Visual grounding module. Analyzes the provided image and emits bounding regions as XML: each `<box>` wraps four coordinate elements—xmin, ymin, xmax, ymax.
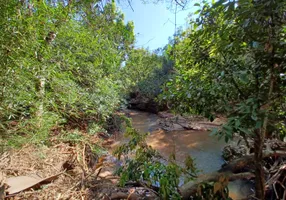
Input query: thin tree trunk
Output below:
<box><xmin>36</xmin><ymin>67</ymin><xmax>46</xmax><ymax>128</ymax></box>
<box><xmin>254</xmin><ymin>129</ymin><xmax>265</xmax><ymax>200</ymax></box>
<box><xmin>254</xmin><ymin>70</ymin><xmax>274</xmax><ymax>199</ymax></box>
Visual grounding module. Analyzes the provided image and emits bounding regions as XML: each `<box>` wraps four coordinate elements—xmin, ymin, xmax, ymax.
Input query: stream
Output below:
<box><xmin>113</xmin><ymin>110</ymin><xmax>253</xmax><ymax>199</ymax></box>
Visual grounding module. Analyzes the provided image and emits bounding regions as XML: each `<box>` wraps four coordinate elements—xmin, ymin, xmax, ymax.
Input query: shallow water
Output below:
<box><xmin>129</xmin><ymin>110</ymin><xmax>225</xmax><ymax>174</ymax></box>
<box><xmin>117</xmin><ymin>110</ymin><xmax>253</xmax><ymax>199</ymax></box>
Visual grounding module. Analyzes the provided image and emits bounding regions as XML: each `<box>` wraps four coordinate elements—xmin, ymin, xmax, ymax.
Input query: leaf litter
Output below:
<box><xmin>0</xmin><ymin>132</ymin><xmax>158</xmax><ymax>200</ymax></box>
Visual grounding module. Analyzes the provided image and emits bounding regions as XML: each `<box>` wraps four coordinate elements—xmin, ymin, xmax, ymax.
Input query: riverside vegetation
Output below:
<box><xmin>0</xmin><ymin>0</ymin><xmax>285</xmax><ymax>199</ymax></box>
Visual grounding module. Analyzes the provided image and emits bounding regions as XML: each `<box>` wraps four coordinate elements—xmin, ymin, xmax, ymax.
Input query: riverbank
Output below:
<box><xmin>1</xmin><ymin>109</ymin><xmax>285</xmax><ymax>199</ymax></box>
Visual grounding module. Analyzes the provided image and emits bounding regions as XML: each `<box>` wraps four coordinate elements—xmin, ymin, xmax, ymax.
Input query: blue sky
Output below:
<box><xmin>119</xmin><ymin>1</ymin><xmax>196</xmax><ymax>51</ymax></box>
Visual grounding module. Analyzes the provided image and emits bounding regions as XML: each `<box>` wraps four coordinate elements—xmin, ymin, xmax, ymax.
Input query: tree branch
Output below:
<box><xmin>180</xmin><ymin>172</ymin><xmax>255</xmax><ymax>200</ymax></box>
<box><xmin>128</xmin><ymin>0</ymin><xmax>134</xmax><ymax>12</ymax></box>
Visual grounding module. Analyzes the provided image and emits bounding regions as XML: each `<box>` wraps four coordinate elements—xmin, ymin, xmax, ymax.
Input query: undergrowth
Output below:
<box><xmin>113</xmin><ymin>127</ymin><xmax>198</xmax><ymax>199</ymax></box>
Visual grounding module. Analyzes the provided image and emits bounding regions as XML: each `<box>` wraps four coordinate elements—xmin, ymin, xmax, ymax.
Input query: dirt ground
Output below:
<box><xmin>0</xmin><ymin>131</ymin><xmax>157</xmax><ymax>200</ymax></box>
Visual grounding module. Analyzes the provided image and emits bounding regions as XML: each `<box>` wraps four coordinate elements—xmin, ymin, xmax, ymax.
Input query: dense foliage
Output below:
<box><xmin>1</xmin><ymin>0</ymin><xmax>285</xmax><ymax>199</ymax></box>
<box><xmin>0</xmin><ymin>0</ymin><xmax>135</xmax><ymax>146</ymax></box>
<box><xmin>161</xmin><ymin>0</ymin><xmax>286</xmax><ymax>198</ymax></box>
<box><xmin>122</xmin><ymin>47</ymin><xmax>174</xmax><ymax>99</ymax></box>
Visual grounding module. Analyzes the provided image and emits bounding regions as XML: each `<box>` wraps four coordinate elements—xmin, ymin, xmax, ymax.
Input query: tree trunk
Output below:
<box><xmin>254</xmin><ymin>129</ymin><xmax>265</xmax><ymax>200</ymax></box>
<box><xmin>36</xmin><ymin>73</ymin><xmax>46</xmax><ymax>128</ymax></box>
<box><xmin>254</xmin><ymin>65</ymin><xmax>274</xmax><ymax>199</ymax></box>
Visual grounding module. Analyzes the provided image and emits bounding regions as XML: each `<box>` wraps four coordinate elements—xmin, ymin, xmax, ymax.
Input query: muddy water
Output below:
<box><xmin>116</xmin><ymin>110</ymin><xmax>252</xmax><ymax>200</ymax></box>
<box><xmin>128</xmin><ymin>110</ymin><xmax>225</xmax><ymax>173</ymax></box>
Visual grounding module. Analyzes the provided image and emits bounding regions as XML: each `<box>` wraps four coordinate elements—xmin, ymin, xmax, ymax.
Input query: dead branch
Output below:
<box><xmin>179</xmin><ymin>172</ymin><xmax>255</xmax><ymax>200</ymax></box>
<box><xmin>219</xmin><ymin>150</ymin><xmax>286</xmax><ymax>173</ymax></box>
<box><xmin>110</xmin><ymin>191</ymin><xmax>139</xmax><ymax>200</ymax></box>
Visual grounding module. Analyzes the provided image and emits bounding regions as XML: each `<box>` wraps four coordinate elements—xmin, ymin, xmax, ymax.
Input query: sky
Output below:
<box><xmin>118</xmin><ymin>1</ymin><xmax>196</xmax><ymax>51</ymax></box>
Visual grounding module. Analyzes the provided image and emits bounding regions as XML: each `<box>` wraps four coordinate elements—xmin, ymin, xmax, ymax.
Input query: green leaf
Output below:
<box><xmin>238</xmin><ymin>127</ymin><xmax>251</xmax><ymax>135</ymax></box>
<box><xmin>194</xmin><ymin>10</ymin><xmax>201</xmax><ymax>15</ymax></box>
<box><xmin>255</xmin><ymin>121</ymin><xmax>262</xmax><ymax>129</ymax></box>
<box><xmin>235</xmin><ymin>119</ymin><xmax>241</xmax><ymax>128</ymax></box>
<box><xmin>223</xmin><ymin>125</ymin><xmax>232</xmax><ymax>131</ymax></box>
<box><xmin>220</xmin><ymin>71</ymin><xmax>225</xmax><ymax>77</ymax></box>
<box><xmin>210</xmin><ymin>128</ymin><xmax>218</xmax><ymax>136</ymax></box>
<box><xmin>251</xmin><ymin>114</ymin><xmax>258</xmax><ymax>121</ymax></box>
<box><xmin>213</xmin><ymin>0</ymin><xmax>227</xmax><ymax>8</ymax></box>
<box><xmin>239</xmin><ymin>73</ymin><xmax>249</xmax><ymax>84</ymax></box>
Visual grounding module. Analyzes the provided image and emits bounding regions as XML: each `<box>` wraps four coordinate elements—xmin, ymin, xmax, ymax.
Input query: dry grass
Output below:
<box><xmin>0</xmin><ymin>131</ymin><xmax>157</xmax><ymax>200</ymax></box>
<box><xmin>1</xmin><ymin>142</ymin><xmax>87</xmax><ymax>199</ymax></box>
<box><xmin>0</xmin><ymin>129</ymin><xmax>113</xmax><ymax>200</ymax></box>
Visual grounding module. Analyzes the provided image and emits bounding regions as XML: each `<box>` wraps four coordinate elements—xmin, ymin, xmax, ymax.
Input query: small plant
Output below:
<box><xmin>193</xmin><ymin>175</ymin><xmax>232</xmax><ymax>200</ymax></box>
<box><xmin>113</xmin><ymin>127</ymin><xmax>197</xmax><ymax>199</ymax></box>
<box><xmin>88</xmin><ymin>123</ymin><xmax>107</xmax><ymax>135</ymax></box>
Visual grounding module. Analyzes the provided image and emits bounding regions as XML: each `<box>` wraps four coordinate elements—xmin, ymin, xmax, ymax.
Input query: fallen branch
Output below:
<box><xmin>176</xmin><ymin>122</ymin><xmax>194</xmax><ymax>130</ymax></box>
<box><xmin>179</xmin><ymin>172</ymin><xmax>255</xmax><ymax>200</ymax></box>
<box><xmin>0</xmin><ymin>175</ymin><xmax>5</xmax><ymax>200</ymax></box>
<box><xmin>125</xmin><ymin>181</ymin><xmax>159</xmax><ymax>195</ymax></box>
<box><xmin>110</xmin><ymin>191</ymin><xmax>139</xmax><ymax>200</ymax></box>
<box><xmin>219</xmin><ymin>150</ymin><xmax>286</xmax><ymax>173</ymax></box>
<box><xmin>265</xmin><ymin>164</ymin><xmax>286</xmax><ymax>199</ymax></box>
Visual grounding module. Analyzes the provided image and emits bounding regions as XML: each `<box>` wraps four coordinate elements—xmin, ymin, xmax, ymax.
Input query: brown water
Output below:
<box><xmin>115</xmin><ymin>110</ymin><xmax>253</xmax><ymax>200</ymax></box>
<box><xmin>128</xmin><ymin>110</ymin><xmax>225</xmax><ymax>173</ymax></box>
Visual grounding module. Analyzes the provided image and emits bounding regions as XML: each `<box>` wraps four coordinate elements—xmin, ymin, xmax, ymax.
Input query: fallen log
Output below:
<box><xmin>179</xmin><ymin>172</ymin><xmax>255</xmax><ymax>200</ymax></box>
<box><xmin>219</xmin><ymin>155</ymin><xmax>255</xmax><ymax>173</ymax></box>
<box><xmin>180</xmin><ymin>150</ymin><xmax>286</xmax><ymax>199</ymax></box>
<box><xmin>219</xmin><ymin>150</ymin><xmax>286</xmax><ymax>173</ymax></box>
<box><xmin>176</xmin><ymin>122</ymin><xmax>194</xmax><ymax>130</ymax></box>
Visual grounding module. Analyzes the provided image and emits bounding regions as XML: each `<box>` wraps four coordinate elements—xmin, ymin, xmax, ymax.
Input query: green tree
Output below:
<box><xmin>123</xmin><ymin>49</ymin><xmax>162</xmax><ymax>88</ymax></box>
<box><xmin>121</xmin><ymin>47</ymin><xmax>173</xmax><ymax>100</ymax></box>
<box><xmin>161</xmin><ymin>0</ymin><xmax>286</xmax><ymax>199</ymax></box>
<box><xmin>0</xmin><ymin>0</ymin><xmax>135</xmax><ymax>145</ymax></box>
